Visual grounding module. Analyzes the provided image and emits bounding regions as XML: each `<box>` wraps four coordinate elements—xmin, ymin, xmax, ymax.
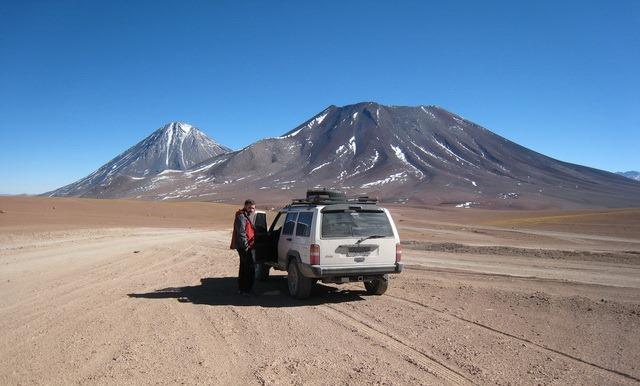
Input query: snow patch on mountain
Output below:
<box><xmin>433</xmin><ymin>138</ymin><xmax>476</xmax><ymax>167</ymax></box>
<box><xmin>281</xmin><ymin>112</ymin><xmax>329</xmax><ymax>138</ymax></box>
<box><xmin>420</xmin><ymin>106</ymin><xmax>437</xmax><ymax>120</ymax></box>
<box><xmin>391</xmin><ymin>144</ymin><xmax>424</xmax><ymax>178</ymax></box>
<box><xmin>348</xmin><ymin>136</ymin><xmax>356</xmax><ymax>154</ymax></box>
<box><xmin>361</xmin><ymin>172</ymin><xmax>408</xmax><ymax>188</ymax></box>
<box><xmin>310</xmin><ymin>162</ymin><xmax>331</xmax><ymax>173</ymax></box>
<box><xmin>185</xmin><ymin>157</ymin><xmax>229</xmax><ymax>175</ymax></box>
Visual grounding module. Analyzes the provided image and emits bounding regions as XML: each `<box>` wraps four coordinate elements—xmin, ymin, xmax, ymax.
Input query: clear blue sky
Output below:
<box><xmin>1</xmin><ymin>0</ymin><xmax>638</xmax><ymax>194</ymax></box>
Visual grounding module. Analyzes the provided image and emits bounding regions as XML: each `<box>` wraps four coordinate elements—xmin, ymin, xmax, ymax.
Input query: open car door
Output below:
<box><xmin>253</xmin><ymin>211</ymin><xmax>271</xmax><ymax>264</ymax></box>
<box><xmin>253</xmin><ymin>211</ymin><xmax>268</xmax><ymax>235</ymax></box>
<box><xmin>254</xmin><ymin>211</ymin><xmax>282</xmax><ymax>264</ymax></box>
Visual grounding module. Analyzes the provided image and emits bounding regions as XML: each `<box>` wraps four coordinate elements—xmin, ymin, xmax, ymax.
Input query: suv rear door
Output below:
<box><xmin>318</xmin><ymin>207</ymin><xmax>398</xmax><ymax>267</ymax></box>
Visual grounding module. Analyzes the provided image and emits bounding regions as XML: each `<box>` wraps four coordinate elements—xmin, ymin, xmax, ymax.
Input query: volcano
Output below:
<box><xmin>47</xmin><ymin>103</ymin><xmax>640</xmax><ymax>209</ymax></box>
<box><xmin>47</xmin><ymin>122</ymin><xmax>230</xmax><ymax>198</ymax></box>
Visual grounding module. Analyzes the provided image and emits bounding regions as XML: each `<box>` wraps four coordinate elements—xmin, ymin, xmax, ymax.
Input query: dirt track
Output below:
<box><xmin>1</xmin><ymin>225</ymin><xmax>639</xmax><ymax>385</ymax></box>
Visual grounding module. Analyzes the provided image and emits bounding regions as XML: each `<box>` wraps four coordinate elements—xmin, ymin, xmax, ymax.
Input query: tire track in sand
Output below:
<box><xmin>317</xmin><ymin>304</ymin><xmax>473</xmax><ymax>385</ymax></box>
<box><xmin>385</xmin><ymin>293</ymin><xmax>640</xmax><ymax>384</ymax></box>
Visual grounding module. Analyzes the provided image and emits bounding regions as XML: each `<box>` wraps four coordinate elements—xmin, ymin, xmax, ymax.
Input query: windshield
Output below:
<box><xmin>321</xmin><ymin>210</ymin><xmax>394</xmax><ymax>238</ymax></box>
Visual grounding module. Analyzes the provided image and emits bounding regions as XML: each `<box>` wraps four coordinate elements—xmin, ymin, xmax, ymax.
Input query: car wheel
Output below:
<box><xmin>287</xmin><ymin>260</ymin><xmax>312</xmax><ymax>299</ymax></box>
<box><xmin>364</xmin><ymin>275</ymin><xmax>388</xmax><ymax>295</ymax></box>
<box><xmin>255</xmin><ymin>263</ymin><xmax>270</xmax><ymax>281</ymax></box>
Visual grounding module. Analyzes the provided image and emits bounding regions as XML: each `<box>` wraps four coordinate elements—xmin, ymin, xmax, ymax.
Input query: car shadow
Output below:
<box><xmin>127</xmin><ymin>275</ymin><xmax>368</xmax><ymax>307</ymax></box>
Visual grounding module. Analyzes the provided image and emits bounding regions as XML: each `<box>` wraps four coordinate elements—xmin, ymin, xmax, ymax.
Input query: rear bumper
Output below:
<box><xmin>303</xmin><ymin>262</ymin><xmax>404</xmax><ymax>278</ymax></box>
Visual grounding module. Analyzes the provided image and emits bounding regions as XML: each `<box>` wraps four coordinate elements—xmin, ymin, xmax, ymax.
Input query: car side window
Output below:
<box><xmin>270</xmin><ymin>212</ymin><xmax>286</xmax><ymax>232</ymax></box>
<box><xmin>295</xmin><ymin>212</ymin><xmax>313</xmax><ymax>237</ymax></box>
<box><xmin>254</xmin><ymin>212</ymin><xmax>268</xmax><ymax>234</ymax></box>
<box><xmin>282</xmin><ymin>212</ymin><xmax>298</xmax><ymax>235</ymax></box>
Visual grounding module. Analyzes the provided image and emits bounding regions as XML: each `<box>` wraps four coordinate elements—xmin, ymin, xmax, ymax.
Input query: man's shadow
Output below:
<box><xmin>128</xmin><ymin>274</ymin><xmax>367</xmax><ymax>307</ymax></box>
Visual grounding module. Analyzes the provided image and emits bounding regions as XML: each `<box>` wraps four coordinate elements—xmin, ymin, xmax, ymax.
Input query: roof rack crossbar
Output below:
<box><xmin>290</xmin><ymin>195</ymin><xmax>378</xmax><ymax>206</ymax></box>
<box><xmin>284</xmin><ymin>189</ymin><xmax>379</xmax><ymax>207</ymax></box>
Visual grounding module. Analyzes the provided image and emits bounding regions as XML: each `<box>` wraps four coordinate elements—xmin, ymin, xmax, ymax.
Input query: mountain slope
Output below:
<box><xmin>178</xmin><ymin>102</ymin><xmax>640</xmax><ymax>208</ymax></box>
<box><xmin>47</xmin><ymin>104</ymin><xmax>640</xmax><ymax>209</ymax></box>
<box><xmin>617</xmin><ymin>171</ymin><xmax>640</xmax><ymax>181</ymax></box>
<box><xmin>47</xmin><ymin>122</ymin><xmax>231</xmax><ymax>197</ymax></box>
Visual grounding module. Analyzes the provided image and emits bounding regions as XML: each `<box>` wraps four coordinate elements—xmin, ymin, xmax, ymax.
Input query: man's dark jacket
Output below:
<box><xmin>230</xmin><ymin>210</ymin><xmax>255</xmax><ymax>250</ymax></box>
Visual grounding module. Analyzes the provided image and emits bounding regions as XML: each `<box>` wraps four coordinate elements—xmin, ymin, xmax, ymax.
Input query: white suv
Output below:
<box><xmin>253</xmin><ymin>189</ymin><xmax>403</xmax><ymax>299</ymax></box>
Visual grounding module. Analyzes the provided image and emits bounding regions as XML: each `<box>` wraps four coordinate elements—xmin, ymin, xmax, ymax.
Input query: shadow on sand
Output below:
<box><xmin>128</xmin><ymin>276</ymin><xmax>368</xmax><ymax>307</ymax></box>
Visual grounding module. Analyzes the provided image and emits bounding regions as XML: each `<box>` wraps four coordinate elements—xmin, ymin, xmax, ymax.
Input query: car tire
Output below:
<box><xmin>255</xmin><ymin>263</ymin><xmax>270</xmax><ymax>281</ymax></box>
<box><xmin>287</xmin><ymin>260</ymin><xmax>312</xmax><ymax>299</ymax></box>
<box><xmin>364</xmin><ymin>275</ymin><xmax>388</xmax><ymax>295</ymax></box>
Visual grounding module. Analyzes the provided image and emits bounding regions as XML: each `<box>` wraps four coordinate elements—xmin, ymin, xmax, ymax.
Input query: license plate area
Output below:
<box><xmin>336</xmin><ymin>244</ymin><xmax>378</xmax><ymax>258</ymax></box>
<box><xmin>346</xmin><ymin>246</ymin><xmax>370</xmax><ymax>257</ymax></box>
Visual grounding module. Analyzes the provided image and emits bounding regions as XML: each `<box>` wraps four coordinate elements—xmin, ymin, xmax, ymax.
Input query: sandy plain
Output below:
<box><xmin>0</xmin><ymin>196</ymin><xmax>639</xmax><ymax>385</ymax></box>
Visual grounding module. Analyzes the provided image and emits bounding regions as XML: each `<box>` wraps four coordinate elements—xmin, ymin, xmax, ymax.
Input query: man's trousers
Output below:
<box><xmin>237</xmin><ymin>249</ymin><xmax>255</xmax><ymax>292</ymax></box>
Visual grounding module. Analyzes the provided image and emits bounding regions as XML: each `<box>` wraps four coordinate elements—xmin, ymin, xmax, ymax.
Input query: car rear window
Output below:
<box><xmin>321</xmin><ymin>210</ymin><xmax>394</xmax><ymax>238</ymax></box>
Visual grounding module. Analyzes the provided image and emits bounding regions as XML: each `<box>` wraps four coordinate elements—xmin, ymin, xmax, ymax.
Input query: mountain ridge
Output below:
<box><xmin>617</xmin><ymin>171</ymin><xmax>640</xmax><ymax>181</ymax></box>
<box><xmin>46</xmin><ymin>103</ymin><xmax>640</xmax><ymax>209</ymax></box>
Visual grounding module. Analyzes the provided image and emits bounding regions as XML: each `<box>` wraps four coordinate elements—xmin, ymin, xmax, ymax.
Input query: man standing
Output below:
<box><xmin>230</xmin><ymin>199</ymin><xmax>256</xmax><ymax>295</ymax></box>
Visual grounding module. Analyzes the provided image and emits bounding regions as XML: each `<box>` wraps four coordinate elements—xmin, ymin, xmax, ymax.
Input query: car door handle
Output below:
<box><xmin>286</xmin><ymin>237</ymin><xmax>292</xmax><ymax>241</ymax></box>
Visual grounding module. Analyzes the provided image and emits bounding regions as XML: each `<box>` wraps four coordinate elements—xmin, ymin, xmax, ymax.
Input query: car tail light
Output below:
<box><xmin>395</xmin><ymin>243</ymin><xmax>402</xmax><ymax>263</ymax></box>
<box><xmin>310</xmin><ymin>244</ymin><xmax>320</xmax><ymax>265</ymax></box>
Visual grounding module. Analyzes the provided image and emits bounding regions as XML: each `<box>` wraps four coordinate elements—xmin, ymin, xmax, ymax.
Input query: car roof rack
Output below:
<box><xmin>288</xmin><ymin>189</ymin><xmax>379</xmax><ymax>206</ymax></box>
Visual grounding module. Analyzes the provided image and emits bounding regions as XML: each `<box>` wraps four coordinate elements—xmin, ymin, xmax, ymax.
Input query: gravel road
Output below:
<box><xmin>1</xmin><ymin>228</ymin><xmax>639</xmax><ymax>385</ymax></box>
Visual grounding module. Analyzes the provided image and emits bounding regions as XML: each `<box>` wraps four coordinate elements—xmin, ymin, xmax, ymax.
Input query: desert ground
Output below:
<box><xmin>0</xmin><ymin>196</ymin><xmax>639</xmax><ymax>385</ymax></box>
